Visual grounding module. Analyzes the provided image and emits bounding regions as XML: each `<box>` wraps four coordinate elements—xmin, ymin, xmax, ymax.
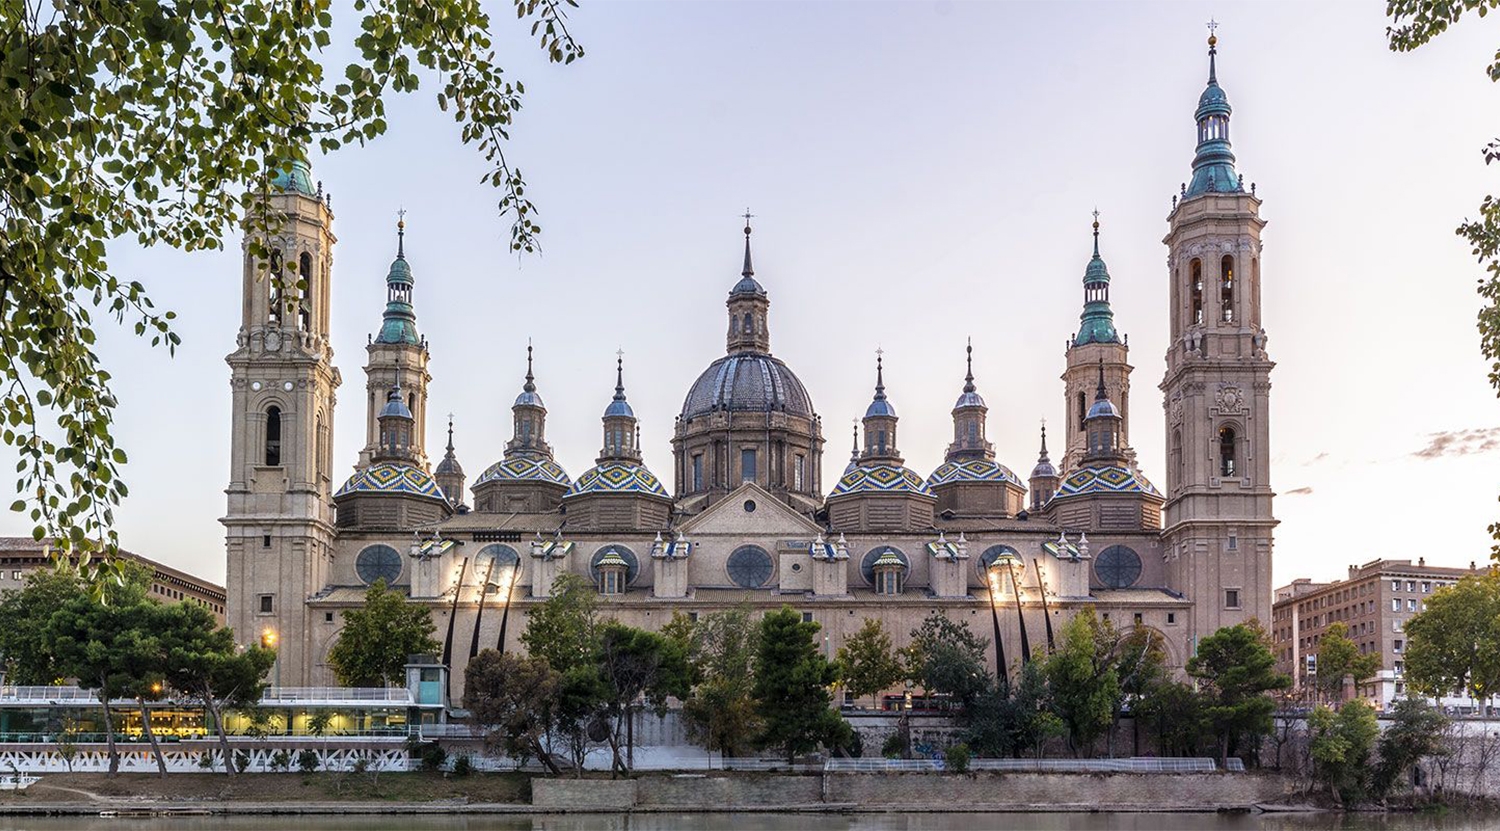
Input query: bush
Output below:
<box><xmin>196</xmin><ymin>751</ymin><xmax>215</xmax><ymax>770</ymax></box>
<box><xmin>452</xmin><ymin>754</ymin><xmax>473</xmax><ymax>776</ymax></box>
<box><xmin>351</xmin><ymin>757</ymin><xmax>369</xmax><ymax>775</ymax></box>
<box><xmin>297</xmin><ymin>749</ymin><xmax>321</xmax><ymax>773</ymax></box>
<box><xmin>234</xmin><ymin>750</ymin><xmax>250</xmax><ymax>773</ymax></box>
<box><xmin>881</xmin><ymin>733</ymin><xmax>905</xmax><ymax>759</ymax></box>
<box><xmin>945</xmin><ymin>743</ymin><xmax>971</xmax><ymax>774</ymax></box>
<box><xmin>269</xmin><ymin>749</ymin><xmax>291</xmax><ymax>772</ymax></box>
<box><xmin>419</xmin><ymin>742</ymin><xmax>447</xmax><ymax>772</ymax></box>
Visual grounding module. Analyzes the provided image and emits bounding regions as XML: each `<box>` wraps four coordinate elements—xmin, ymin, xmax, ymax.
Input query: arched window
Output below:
<box><xmin>877</xmin><ymin>430</ymin><xmax>888</xmax><ymax>455</ymax></box>
<box><xmin>727</xmin><ymin>545</ymin><xmax>774</xmax><ymax>589</ymax></box>
<box><xmin>743</xmin><ymin>312</ymin><xmax>753</xmax><ymax>334</ymax></box>
<box><xmin>729</xmin><ymin>316</ymin><xmax>739</xmax><ymax>336</ymax></box>
<box><xmin>267</xmin><ymin>249</ymin><xmax>283</xmax><ymax>325</ymax></box>
<box><xmin>1220</xmin><ymin>255</ymin><xmax>1235</xmax><ymax>324</ymax></box>
<box><xmin>1219</xmin><ymin>425</ymin><xmax>1237</xmax><ymax>477</ymax></box>
<box><xmin>264</xmin><ymin>406</ymin><xmax>282</xmax><ymax>466</ymax></box>
<box><xmin>1077</xmin><ymin>390</ymin><xmax>1086</xmax><ymax>430</ymax></box>
<box><xmin>1171</xmin><ymin>428</ymin><xmax>1183</xmax><ymax>488</ymax></box>
<box><xmin>1190</xmin><ymin>259</ymin><xmax>1204</xmax><ymax>325</ymax></box>
<box><xmin>298</xmin><ymin>252</ymin><xmax>313</xmax><ymax>331</ymax></box>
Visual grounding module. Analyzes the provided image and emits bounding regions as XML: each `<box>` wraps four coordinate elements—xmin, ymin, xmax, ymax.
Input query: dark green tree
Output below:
<box><xmin>753</xmin><ymin>607</ymin><xmax>848</xmax><ymax>763</ymax></box>
<box><xmin>682</xmin><ymin>607</ymin><xmax>761</xmax><ymax>758</ymax></box>
<box><xmin>1187</xmin><ymin>623</ymin><xmax>1291</xmax><ymax>766</ymax></box>
<box><xmin>1309</xmin><ymin>700</ymin><xmax>1380</xmax><ymax>805</ymax></box>
<box><xmin>1373</xmin><ymin>696</ymin><xmax>1448</xmax><ymax>800</ymax></box>
<box><xmin>521</xmin><ymin>574</ymin><xmax>604</xmax><ymax>776</ymax></box>
<box><xmin>907</xmin><ymin>613</ymin><xmax>991</xmax><ymax>708</ymax></box>
<box><xmin>0</xmin><ymin>569</ymin><xmax>83</xmax><ymax>683</ymax></box>
<box><xmin>597</xmin><ymin>622</ymin><xmax>691</xmax><ymax>775</ymax></box>
<box><xmin>326</xmin><ymin>579</ymin><xmax>439</xmax><ymax>687</ymax></box>
<box><xmin>463</xmin><ymin>649</ymin><xmax>562</xmax><ymax>774</ymax></box>
<box><xmin>1314</xmin><ymin>622</ymin><xmax>1381</xmax><ymax>705</ymax></box>
<box><xmin>0</xmin><ymin>0</ymin><xmax>583</xmax><ymax>557</ymax></box>
<box><xmin>1111</xmin><ymin>626</ymin><xmax>1169</xmax><ymax>757</ymax></box>
<box><xmin>1403</xmin><ymin>572</ymin><xmax>1500</xmax><ymax>702</ymax></box>
<box><xmin>1044</xmin><ymin>609</ymin><xmax>1119</xmax><ymax>757</ymax></box>
<box><xmin>1135</xmin><ymin>680</ymin><xmax>1212</xmax><ymax>758</ymax></box>
<box><xmin>837</xmin><ymin>618</ymin><xmax>904</xmax><ymax>708</ymax></box>
<box><xmin>158</xmin><ymin>601</ymin><xmax>275</xmax><ymax>776</ymax></box>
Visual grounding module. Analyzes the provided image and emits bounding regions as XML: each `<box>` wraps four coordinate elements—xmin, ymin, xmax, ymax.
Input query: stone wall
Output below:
<box><xmin>635</xmin><ymin>774</ymin><xmax>823</xmax><ymax>808</ymax></box>
<box><xmin>532</xmin><ymin>779</ymin><xmax>638</xmax><ymax>810</ymax></box>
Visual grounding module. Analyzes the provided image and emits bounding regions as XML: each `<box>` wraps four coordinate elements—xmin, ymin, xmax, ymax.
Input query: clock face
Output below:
<box><xmin>250</xmin><ymin>381</ymin><xmax>262</xmax><ymax>392</ymax></box>
<box><xmin>283</xmin><ymin>381</ymin><xmax>294</xmax><ymax>392</ymax></box>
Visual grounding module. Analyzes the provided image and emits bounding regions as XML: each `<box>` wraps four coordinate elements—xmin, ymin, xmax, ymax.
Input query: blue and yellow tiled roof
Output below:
<box><xmin>335</xmin><ymin>462</ymin><xmax>447</xmax><ymax>501</ymax></box>
<box><xmin>1049</xmin><ymin>464</ymin><xmax>1159</xmax><ymax>500</ymax></box>
<box><xmin>564</xmin><ymin>461</ymin><xmax>669</xmax><ymax>499</ymax></box>
<box><xmin>829</xmin><ymin>463</ymin><xmax>933</xmax><ymax>498</ymax></box>
<box><xmin>475</xmin><ymin>456</ymin><xmax>571</xmax><ymax>487</ymax></box>
<box><xmin>928</xmin><ymin>458</ymin><xmax>1023</xmax><ymax>488</ymax></box>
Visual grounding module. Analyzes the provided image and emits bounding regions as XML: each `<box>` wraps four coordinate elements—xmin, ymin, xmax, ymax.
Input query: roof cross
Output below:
<box><xmin>1206</xmin><ymin>18</ymin><xmax>1218</xmax><ymax>36</ymax></box>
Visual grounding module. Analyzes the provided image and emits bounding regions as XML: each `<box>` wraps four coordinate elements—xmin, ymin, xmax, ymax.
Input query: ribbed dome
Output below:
<box><xmin>1087</xmin><ymin>397</ymin><xmax>1119</xmax><ymax>420</ymax></box>
<box><xmin>681</xmin><ymin>353</ymin><xmax>815</xmax><ymax>420</ymax></box>
<box><xmin>335</xmin><ymin>462</ymin><xmax>446</xmax><ymax>501</ymax></box>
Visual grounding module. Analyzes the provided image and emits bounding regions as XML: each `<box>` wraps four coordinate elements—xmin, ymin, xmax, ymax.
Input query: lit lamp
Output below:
<box><xmin>995</xmin><ymin>549</ymin><xmax>1032</xmax><ymax>665</ymax></box>
<box><xmin>260</xmin><ymin>628</ymin><xmax>280</xmax><ymax>691</ymax></box>
<box><xmin>984</xmin><ymin>559</ymin><xmax>1010</xmax><ymax>691</ymax></box>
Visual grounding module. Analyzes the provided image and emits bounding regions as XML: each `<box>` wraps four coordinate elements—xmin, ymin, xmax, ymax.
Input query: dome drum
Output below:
<box><xmin>333</xmin><ymin>463</ymin><xmax>452</xmax><ymax>530</ymax></box>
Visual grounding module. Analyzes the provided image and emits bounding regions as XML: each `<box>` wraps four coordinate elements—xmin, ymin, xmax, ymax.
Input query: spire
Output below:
<box><xmin>1039</xmin><ymin>422</ymin><xmax>1051</xmax><ymax>460</ymax></box>
<box><xmin>1028</xmin><ymin>419</ymin><xmax>1059</xmax><ymax>504</ymax></box>
<box><xmin>874</xmin><ymin>349</ymin><xmax>887</xmax><ymax>400</ymax></box>
<box><xmin>742</xmin><ymin>211</ymin><xmax>755</xmax><ymax>279</ymax></box>
<box><xmin>1075</xmin><ymin>210</ymin><xmax>1120</xmax><ymax>346</ymax></box>
<box><xmin>375</xmin><ymin>211</ymin><xmax>420</xmax><ymax>346</ymax></box>
<box><xmin>524</xmin><ymin>341</ymin><xmax>536</xmax><ymax>393</ymax></box>
<box><xmin>729</xmin><ymin>210</ymin><xmax>767</xmax><ymax>298</ymax></box>
<box><xmin>1185</xmin><ymin>23</ymin><xmax>1241</xmax><ymax>197</ymax></box>
<box><xmin>964</xmin><ymin>338</ymin><xmax>976</xmax><ymax>394</ymax></box>
<box><xmin>1095</xmin><ymin>357</ymin><xmax>1108</xmax><ymax>401</ymax></box>
<box><xmin>599</xmin><ymin>350</ymin><xmax>640</xmax><ymax>462</ymax></box>
<box><xmin>603</xmin><ymin>349</ymin><xmax>636</xmax><ymax>420</ymax></box>
<box><xmin>446</xmin><ymin>413</ymin><xmax>455</xmax><ymax>454</ymax></box>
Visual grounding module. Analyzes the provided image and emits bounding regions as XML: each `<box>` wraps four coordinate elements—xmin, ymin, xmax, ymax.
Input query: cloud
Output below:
<box><xmin>1412</xmin><ymin>427</ymin><xmax>1500</xmax><ymax>460</ymax></box>
<box><xmin>1307</xmin><ymin>452</ymin><xmax>1329</xmax><ymax>465</ymax></box>
<box><xmin>1284</xmin><ymin>486</ymin><xmax>1314</xmax><ymax>496</ymax></box>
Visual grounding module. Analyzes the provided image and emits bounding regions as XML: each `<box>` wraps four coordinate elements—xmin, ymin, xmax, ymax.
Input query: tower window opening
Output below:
<box><xmin>1171</xmin><ymin>429</ymin><xmax>1183</xmax><ymax>490</ymax></box>
<box><xmin>878</xmin><ymin>430</ymin><xmax>888</xmax><ymax>455</ymax></box>
<box><xmin>743</xmin><ymin>312</ymin><xmax>753</xmax><ymax>335</ymax></box>
<box><xmin>692</xmin><ymin>454</ymin><xmax>703</xmax><ymax>491</ymax></box>
<box><xmin>297</xmin><ymin>252</ymin><xmax>313</xmax><ymax>331</ymax></box>
<box><xmin>1077</xmin><ymin>391</ymin><xmax>1087</xmax><ymax>430</ymax></box>
<box><xmin>741</xmin><ymin>448</ymin><xmax>757</xmax><ymax>482</ymax></box>
<box><xmin>1219</xmin><ymin>425</ymin><xmax>1237</xmax><ymax>477</ymax></box>
<box><xmin>1190</xmin><ymin>259</ymin><xmax>1204</xmax><ymax>325</ymax></box>
<box><xmin>794</xmin><ymin>453</ymin><xmax>805</xmax><ymax>491</ymax></box>
<box><xmin>729</xmin><ymin>317</ymin><xmax>739</xmax><ymax>336</ymax></box>
<box><xmin>264</xmin><ymin>406</ymin><xmax>282</xmax><ymax>466</ymax></box>
<box><xmin>1220</xmin><ymin>256</ymin><xmax>1235</xmax><ymax>324</ymax></box>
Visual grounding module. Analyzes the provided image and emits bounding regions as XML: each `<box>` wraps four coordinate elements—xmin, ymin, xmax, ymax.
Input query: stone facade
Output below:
<box><xmin>223</xmin><ymin>38</ymin><xmax>1275</xmax><ymax>694</ymax></box>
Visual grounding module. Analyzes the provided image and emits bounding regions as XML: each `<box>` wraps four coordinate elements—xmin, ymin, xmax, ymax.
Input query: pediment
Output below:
<box><xmin>678</xmin><ymin>482</ymin><xmax>824</xmax><ymax>538</ymax></box>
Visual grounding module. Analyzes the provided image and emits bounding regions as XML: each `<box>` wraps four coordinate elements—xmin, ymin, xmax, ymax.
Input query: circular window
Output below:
<box><xmin>791</xmin><ymin>562</ymin><xmax>802</xmax><ymax>573</ymax></box>
<box><xmin>743</xmin><ymin>499</ymin><xmax>757</xmax><ymax>513</ymax></box>
<box><xmin>355</xmin><ymin>544</ymin><xmax>403</xmax><ymax>586</ymax></box>
<box><xmin>1095</xmin><ymin>545</ymin><xmax>1143</xmax><ymax>589</ymax></box>
<box><xmin>859</xmin><ymin>546</ymin><xmax>908</xmax><ymax>585</ymax></box>
<box><xmin>727</xmin><ymin>545</ymin><xmax>774</xmax><ymax>589</ymax></box>
<box><xmin>476</xmin><ymin>544</ymin><xmax>520</xmax><ymax>593</ymax></box>
<box><xmin>976</xmin><ymin>545</ymin><xmax>1022</xmax><ymax>578</ymax></box>
<box><xmin>589</xmin><ymin>545</ymin><xmax>640</xmax><ymax>585</ymax></box>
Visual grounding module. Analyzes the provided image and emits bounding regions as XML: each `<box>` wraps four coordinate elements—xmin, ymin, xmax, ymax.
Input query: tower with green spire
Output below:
<box><xmin>1161</xmin><ymin>27</ymin><xmax>1276</xmax><ymax>647</ymax></box>
<box><xmin>1060</xmin><ymin>212</ymin><xmax>1134</xmax><ymax>473</ymax></box>
<box><xmin>359</xmin><ymin>215</ymin><xmax>432</xmax><ymax>469</ymax></box>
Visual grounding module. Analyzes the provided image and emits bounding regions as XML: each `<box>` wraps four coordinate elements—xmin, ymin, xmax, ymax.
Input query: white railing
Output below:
<box><xmin>259</xmin><ymin>687</ymin><xmax>411</xmax><ymax>704</ymax></box>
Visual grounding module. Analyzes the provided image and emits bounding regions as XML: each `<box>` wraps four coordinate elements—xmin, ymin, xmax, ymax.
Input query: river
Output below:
<box><xmin>0</xmin><ymin>813</ymin><xmax>1491</xmax><ymax>830</ymax></box>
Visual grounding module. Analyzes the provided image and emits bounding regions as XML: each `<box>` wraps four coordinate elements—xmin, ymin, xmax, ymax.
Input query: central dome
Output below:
<box><xmin>680</xmin><ymin>353</ymin><xmax>815</xmax><ymax>421</ymax></box>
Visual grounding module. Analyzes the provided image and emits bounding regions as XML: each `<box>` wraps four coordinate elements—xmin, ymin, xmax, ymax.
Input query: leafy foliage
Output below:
<box><xmin>326</xmin><ymin>579</ymin><xmax>439</xmax><ymax>687</ymax></box>
<box><xmin>1187</xmin><ymin>623</ymin><xmax>1291</xmax><ymax>765</ymax></box>
<box><xmin>680</xmin><ymin>607</ymin><xmax>761</xmax><ymax>758</ymax></box>
<box><xmin>463</xmin><ymin>649</ymin><xmax>561</xmax><ymax>774</ymax></box>
<box><xmin>1313</xmin><ymin>622</ymin><xmax>1381</xmax><ymax>704</ymax></box>
<box><xmin>1373</xmin><ymin>697</ymin><xmax>1448</xmax><ymax>800</ymax></box>
<box><xmin>1044</xmin><ymin>609</ymin><xmax>1119</xmax><ymax>757</ymax></box>
<box><xmin>0</xmin><ymin>0</ymin><xmax>582</xmax><ymax>556</ymax></box>
<box><xmin>906</xmin><ymin>613</ymin><xmax>990</xmax><ymax>707</ymax></box>
<box><xmin>1309</xmin><ymin>701</ymin><xmax>1380</xmax><ymax>805</ymax></box>
<box><xmin>837</xmin><ymin>618</ymin><xmax>904</xmax><ymax>707</ymax></box>
<box><xmin>753</xmin><ymin>607</ymin><xmax>849</xmax><ymax>762</ymax></box>
<box><xmin>597</xmin><ymin>621</ymin><xmax>691</xmax><ymax>774</ymax></box>
<box><xmin>1404</xmin><ymin>571</ymin><xmax>1500</xmax><ymax>700</ymax></box>
<box><xmin>0</xmin><ymin>568</ymin><xmax>82</xmax><ymax>683</ymax></box>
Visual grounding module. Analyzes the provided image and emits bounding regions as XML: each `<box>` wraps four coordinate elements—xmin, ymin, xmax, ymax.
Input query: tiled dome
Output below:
<box><xmin>475</xmin><ymin>457</ymin><xmax>570</xmax><ymax>487</ymax></box>
<box><xmin>829</xmin><ymin>464</ymin><xmax>933</xmax><ymax>498</ymax></box>
<box><xmin>564</xmin><ymin>462</ymin><xmax>669</xmax><ymax>498</ymax></box>
<box><xmin>1049</xmin><ymin>465</ymin><xmax>1159</xmax><ymax>500</ymax></box>
<box><xmin>681</xmin><ymin>353</ymin><xmax>815</xmax><ymax>420</ymax></box>
<box><xmin>335</xmin><ymin>462</ymin><xmax>446</xmax><ymax>501</ymax></box>
<box><xmin>928</xmin><ymin>458</ymin><xmax>1023</xmax><ymax>488</ymax></box>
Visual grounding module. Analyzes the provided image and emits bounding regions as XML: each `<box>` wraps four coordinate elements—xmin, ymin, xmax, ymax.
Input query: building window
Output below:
<box><xmin>258</xmin><ymin>594</ymin><xmax>274</xmax><ymax>614</ymax></box>
<box><xmin>801</xmin><ymin>612</ymin><xmax>813</xmax><ymax>623</ymax></box>
<box><xmin>262</xmin><ymin>534</ymin><xmax>272</xmax><ymax>548</ymax></box>
<box><xmin>877</xmin><ymin>430</ymin><xmax>888</xmax><ymax>455</ymax></box>
<box><xmin>1225</xmin><ymin>588</ymin><xmax>1241</xmax><ymax>609</ymax></box>
<box><xmin>1218</xmin><ymin>425</ymin><xmax>1236</xmax><ymax>477</ymax></box>
<box><xmin>1407</xmin><ymin>580</ymin><xmax>1416</xmax><ymax>592</ymax></box>
<box><xmin>1421</xmin><ymin>581</ymin><xmax>1430</xmax><ymax>593</ymax></box>
<box><xmin>1077</xmin><ymin>391</ymin><xmax>1087</xmax><ymax>430</ymax></box>
<box><xmin>1132</xmin><ymin>612</ymin><xmax>1143</xmax><ymax>627</ymax></box>
<box><xmin>1394</xmin><ymin>639</ymin><xmax>1403</xmax><ymax>653</ymax></box>
<box><xmin>1220</xmin><ymin>255</ymin><xmax>1235</xmax><ymax>324</ymax></box>
<box><xmin>264</xmin><ymin>406</ymin><xmax>283</xmax><ymax>466</ymax></box>
<box><xmin>267</xmin><ymin>249</ymin><xmax>283</xmax><ymax>323</ymax></box>
<box><xmin>324</xmin><ymin>612</ymin><xmax>334</xmax><ymax>623</ymax></box>
<box><xmin>1407</xmin><ymin>599</ymin><xmax>1417</xmax><ymax>612</ymax></box>
<box><xmin>298</xmin><ymin>252</ymin><xmax>313</xmax><ymax>331</ymax></box>
<box><xmin>1227</xmin><ymin>533</ymin><xmax>1238</xmax><ymax>551</ymax></box>
<box><xmin>741</xmin><ymin>448</ymin><xmax>757</xmax><ymax>482</ymax></box>
<box><xmin>1190</xmin><ymin>259</ymin><xmax>1204</xmax><ymax>325</ymax></box>
<box><xmin>692</xmin><ymin>454</ymin><xmax>703</xmax><ymax>491</ymax></box>
<box><xmin>9</xmin><ymin>570</ymin><xmax>19</xmax><ymax>581</ymax></box>
<box><xmin>794</xmin><ymin>454</ymin><xmax>806</xmax><ymax>491</ymax></box>
<box><xmin>876</xmin><ymin>569</ymin><xmax>903</xmax><ymax>597</ymax></box>
<box><xmin>1391</xmin><ymin>579</ymin><xmax>1401</xmax><ymax>592</ymax></box>
<box><xmin>1167</xmin><ymin>612</ymin><xmax>1176</xmax><ymax>625</ymax></box>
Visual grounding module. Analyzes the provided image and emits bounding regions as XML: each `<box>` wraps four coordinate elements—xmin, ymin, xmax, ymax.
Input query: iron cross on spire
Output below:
<box><xmin>1206</xmin><ymin>18</ymin><xmax>1218</xmax><ymax>36</ymax></box>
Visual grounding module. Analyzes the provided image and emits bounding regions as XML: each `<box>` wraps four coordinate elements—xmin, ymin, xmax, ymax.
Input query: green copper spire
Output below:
<box><xmin>1185</xmin><ymin>26</ymin><xmax>1242</xmax><ymax>197</ymax></box>
<box><xmin>1074</xmin><ymin>211</ymin><xmax>1119</xmax><ymax>346</ymax></box>
<box><xmin>375</xmin><ymin>214</ymin><xmax>421</xmax><ymax>346</ymax></box>
<box><xmin>269</xmin><ymin>158</ymin><xmax>316</xmax><ymax>197</ymax></box>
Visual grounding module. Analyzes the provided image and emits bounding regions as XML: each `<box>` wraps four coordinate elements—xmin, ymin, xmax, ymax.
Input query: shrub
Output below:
<box><xmin>297</xmin><ymin>749</ymin><xmax>321</xmax><ymax>773</ymax></box>
<box><xmin>452</xmin><ymin>754</ymin><xmax>473</xmax><ymax>776</ymax></box>
<box><xmin>234</xmin><ymin>750</ymin><xmax>250</xmax><ymax>773</ymax></box>
<box><xmin>945</xmin><ymin>743</ymin><xmax>971</xmax><ymax>774</ymax></box>
<box><xmin>269</xmin><ymin>749</ymin><xmax>291</xmax><ymax>772</ymax></box>
<box><xmin>419</xmin><ymin>742</ymin><xmax>448</xmax><ymax>772</ymax></box>
<box><xmin>351</xmin><ymin>757</ymin><xmax>369</xmax><ymax>775</ymax></box>
<box><xmin>881</xmin><ymin>733</ymin><xmax>905</xmax><ymax>759</ymax></box>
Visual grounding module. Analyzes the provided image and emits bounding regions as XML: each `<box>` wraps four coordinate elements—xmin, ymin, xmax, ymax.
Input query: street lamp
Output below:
<box><xmin>261</xmin><ymin>628</ymin><xmax>280</xmax><ymax>690</ymax></box>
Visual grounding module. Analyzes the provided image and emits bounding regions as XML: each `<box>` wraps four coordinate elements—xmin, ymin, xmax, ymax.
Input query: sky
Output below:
<box><xmin>6</xmin><ymin>1</ymin><xmax>1500</xmax><ymax>588</ymax></box>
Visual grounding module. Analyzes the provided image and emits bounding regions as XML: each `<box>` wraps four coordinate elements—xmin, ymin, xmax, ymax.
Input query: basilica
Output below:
<box><xmin>223</xmin><ymin>34</ymin><xmax>1275</xmax><ymax>692</ymax></box>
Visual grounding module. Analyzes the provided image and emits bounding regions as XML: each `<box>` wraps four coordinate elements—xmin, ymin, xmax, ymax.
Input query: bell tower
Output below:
<box><xmin>1160</xmin><ymin>31</ymin><xmax>1276</xmax><ymax>645</ymax></box>
<box><xmin>358</xmin><ymin>216</ymin><xmax>431</xmax><ymax>468</ymax></box>
<box><xmin>223</xmin><ymin>160</ymin><xmax>340</xmax><ymax>685</ymax></box>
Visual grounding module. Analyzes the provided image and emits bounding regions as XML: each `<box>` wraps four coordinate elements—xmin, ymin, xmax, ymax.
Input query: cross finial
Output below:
<box><xmin>742</xmin><ymin>208</ymin><xmax>755</xmax><ymax>234</ymax></box>
<box><xmin>395</xmin><ymin>207</ymin><xmax>407</xmax><ymax>257</ymax></box>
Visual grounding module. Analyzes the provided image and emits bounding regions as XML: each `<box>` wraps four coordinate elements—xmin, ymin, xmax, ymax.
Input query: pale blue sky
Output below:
<box><xmin>10</xmin><ymin>1</ymin><xmax>1500</xmax><ymax>587</ymax></box>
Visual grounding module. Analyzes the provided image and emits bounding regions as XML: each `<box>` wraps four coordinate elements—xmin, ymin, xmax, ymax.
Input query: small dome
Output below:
<box><xmin>596</xmin><ymin>550</ymin><xmax>631</xmax><ymax>569</ymax></box>
<box><xmin>379</xmin><ymin>391</ymin><xmax>413</xmax><ymax>420</ymax></box>
<box><xmin>335</xmin><ymin>462</ymin><xmax>446</xmax><ymax>501</ymax></box>
<box><xmin>829</xmin><ymin>464</ymin><xmax>933</xmax><ymax>498</ymax></box>
<box><xmin>1196</xmin><ymin>82</ymin><xmax>1231</xmax><ymax>120</ymax></box>
<box><xmin>730</xmin><ymin>275</ymin><xmax>767</xmax><ymax>298</ymax></box>
<box><xmin>435</xmin><ymin>454</ymin><xmax>464</xmax><ymax>477</ymax></box>
<box><xmin>387</xmin><ymin>256</ymin><xmax>411</xmax><ymax>284</ymax></box>
<box><xmin>681</xmin><ymin>353</ymin><xmax>815</xmax><ymax>420</ymax></box>
<box><xmin>270</xmin><ymin>160</ymin><xmax>316</xmax><ymax>197</ymax></box>
<box><xmin>872</xmin><ymin>549</ymin><xmax>908</xmax><ymax>571</ymax></box>
<box><xmin>565</xmin><ymin>461</ymin><xmax>669</xmax><ymax>499</ymax></box>
<box><xmin>929</xmin><ymin>458</ymin><xmax>1022</xmax><ymax>488</ymax></box>
<box><xmin>864</xmin><ymin>397</ymin><xmax>896</xmax><ymax>419</ymax></box>
<box><xmin>475</xmin><ymin>457</ymin><xmax>571</xmax><ymax>487</ymax></box>
<box><xmin>1087</xmin><ymin>397</ymin><xmax>1119</xmax><ymax>420</ymax></box>
<box><xmin>1049</xmin><ymin>464</ymin><xmax>1159</xmax><ymax>501</ymax></box>
<box><xmin>604</xmin><ymin>398</ymin><xmax>635</xmax><ymax>419</ymax></box>
<box><xmin>1030</xmin><ymin>458</ymin><xmax>1058</xmax><ymax>480</ymax></box>
<box><xmin>514</xmin><ymin>390</ymin><xmax>544</xmax><ymax>409</ymax></box>
<box><xmin>954</xmin><ymin>390</ymin><xmax>985</xmax><ymax>410</ymax></box>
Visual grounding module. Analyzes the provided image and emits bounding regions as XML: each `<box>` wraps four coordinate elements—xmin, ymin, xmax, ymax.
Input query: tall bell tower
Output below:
<box><xmin>1160</xmin><ymin>31</ymin><xmax>1276</xmax><ymax>646</ymax></box>
<box><xmin>222</xmin><ymin>160</ymin><xmax>340</xmax><ymax>686</ymax></box>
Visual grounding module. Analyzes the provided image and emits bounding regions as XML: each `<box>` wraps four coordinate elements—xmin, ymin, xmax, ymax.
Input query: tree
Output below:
<box><xmin>159</xmin><ymin>601</ymin><xmax>275</xmax><ymax>777</ymax></box>
<box><xmin>963</xmin><ymin>660</ymin><xmax>1060</xmax><ymax>759</ymax></box>
<box><xmin>464</xmin><ymin>649</ymin><xmax>562</xmax><ymax>774</ymax></box>
<box><xmin>1373</xmin><ymin>696</ymin><xmax>1448</xmax><ymax>801</ymax></box>
<box><xmin>1135</xmin><ymin>680</ymin><xmax>1212</xmax><ymax>759</ymax></box>
<box><xmin>1313</xmin><ymin>622</ymin><xmax>1381</xmax><ymax>705</ymax></box>
<box><xmin>837</xmin><ymin>619</ymin><xmax>904</xmax><ymax>708</ymax></box>
<box><xmin>1404</xmin><ymin>572</ymin><xmax>1500</xmax><ymax>702</ymax></box>
<box><xmin>0</xmin><ymin>0</ymin><xmax>583</xmax><ymax>557</ymax></box>
<box><xmin>1187</xmin><ymin>623</ymin><xmax>1291</xmax><ymax>766</ymax></box>
<box><xmin>0</xmin><ymin>569</ymin><xmax>83</xmax><ymax>683</ymax></box>
<box><xmin>327</xmin><ymin>579</ymin><xmax>440</xmax><ymax>687</ymax></box>
<box><xmin>681</xmin><ymin>607</ymin><xmax>761</xmax><ymax>758</ymax></box>
<box><xmin>1308</xmin><ymin>701</ymin><xmax>1379</xmax><ymax>805</ymax></box>
<box><xmin>1111</xmin><ymin>627</ymin><xmax>1169</xmax><ymax>757</ymax></box>
<box><xmin>521</xmin><ymin>574</ymin><xmax>603</xmax><ymax>776</ymax></box>
<box><xmin>1044</xmin><ymin>609</ymin><xmax>1119</xmax><ymax>757</ymax></box>
<box><xmin>907</xmin><ymin>613</ymin><xmax>991</xmax><ymax>708</ymax></box>
<box><xmin>596</xmin><ymin>622</ymin><xmax>691</xmax><ymax>775</ymax></box>
<box><xmin>753</xmin><ymin>607</ymin><xmax>848</xmax><ymax>763</ymax></box>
